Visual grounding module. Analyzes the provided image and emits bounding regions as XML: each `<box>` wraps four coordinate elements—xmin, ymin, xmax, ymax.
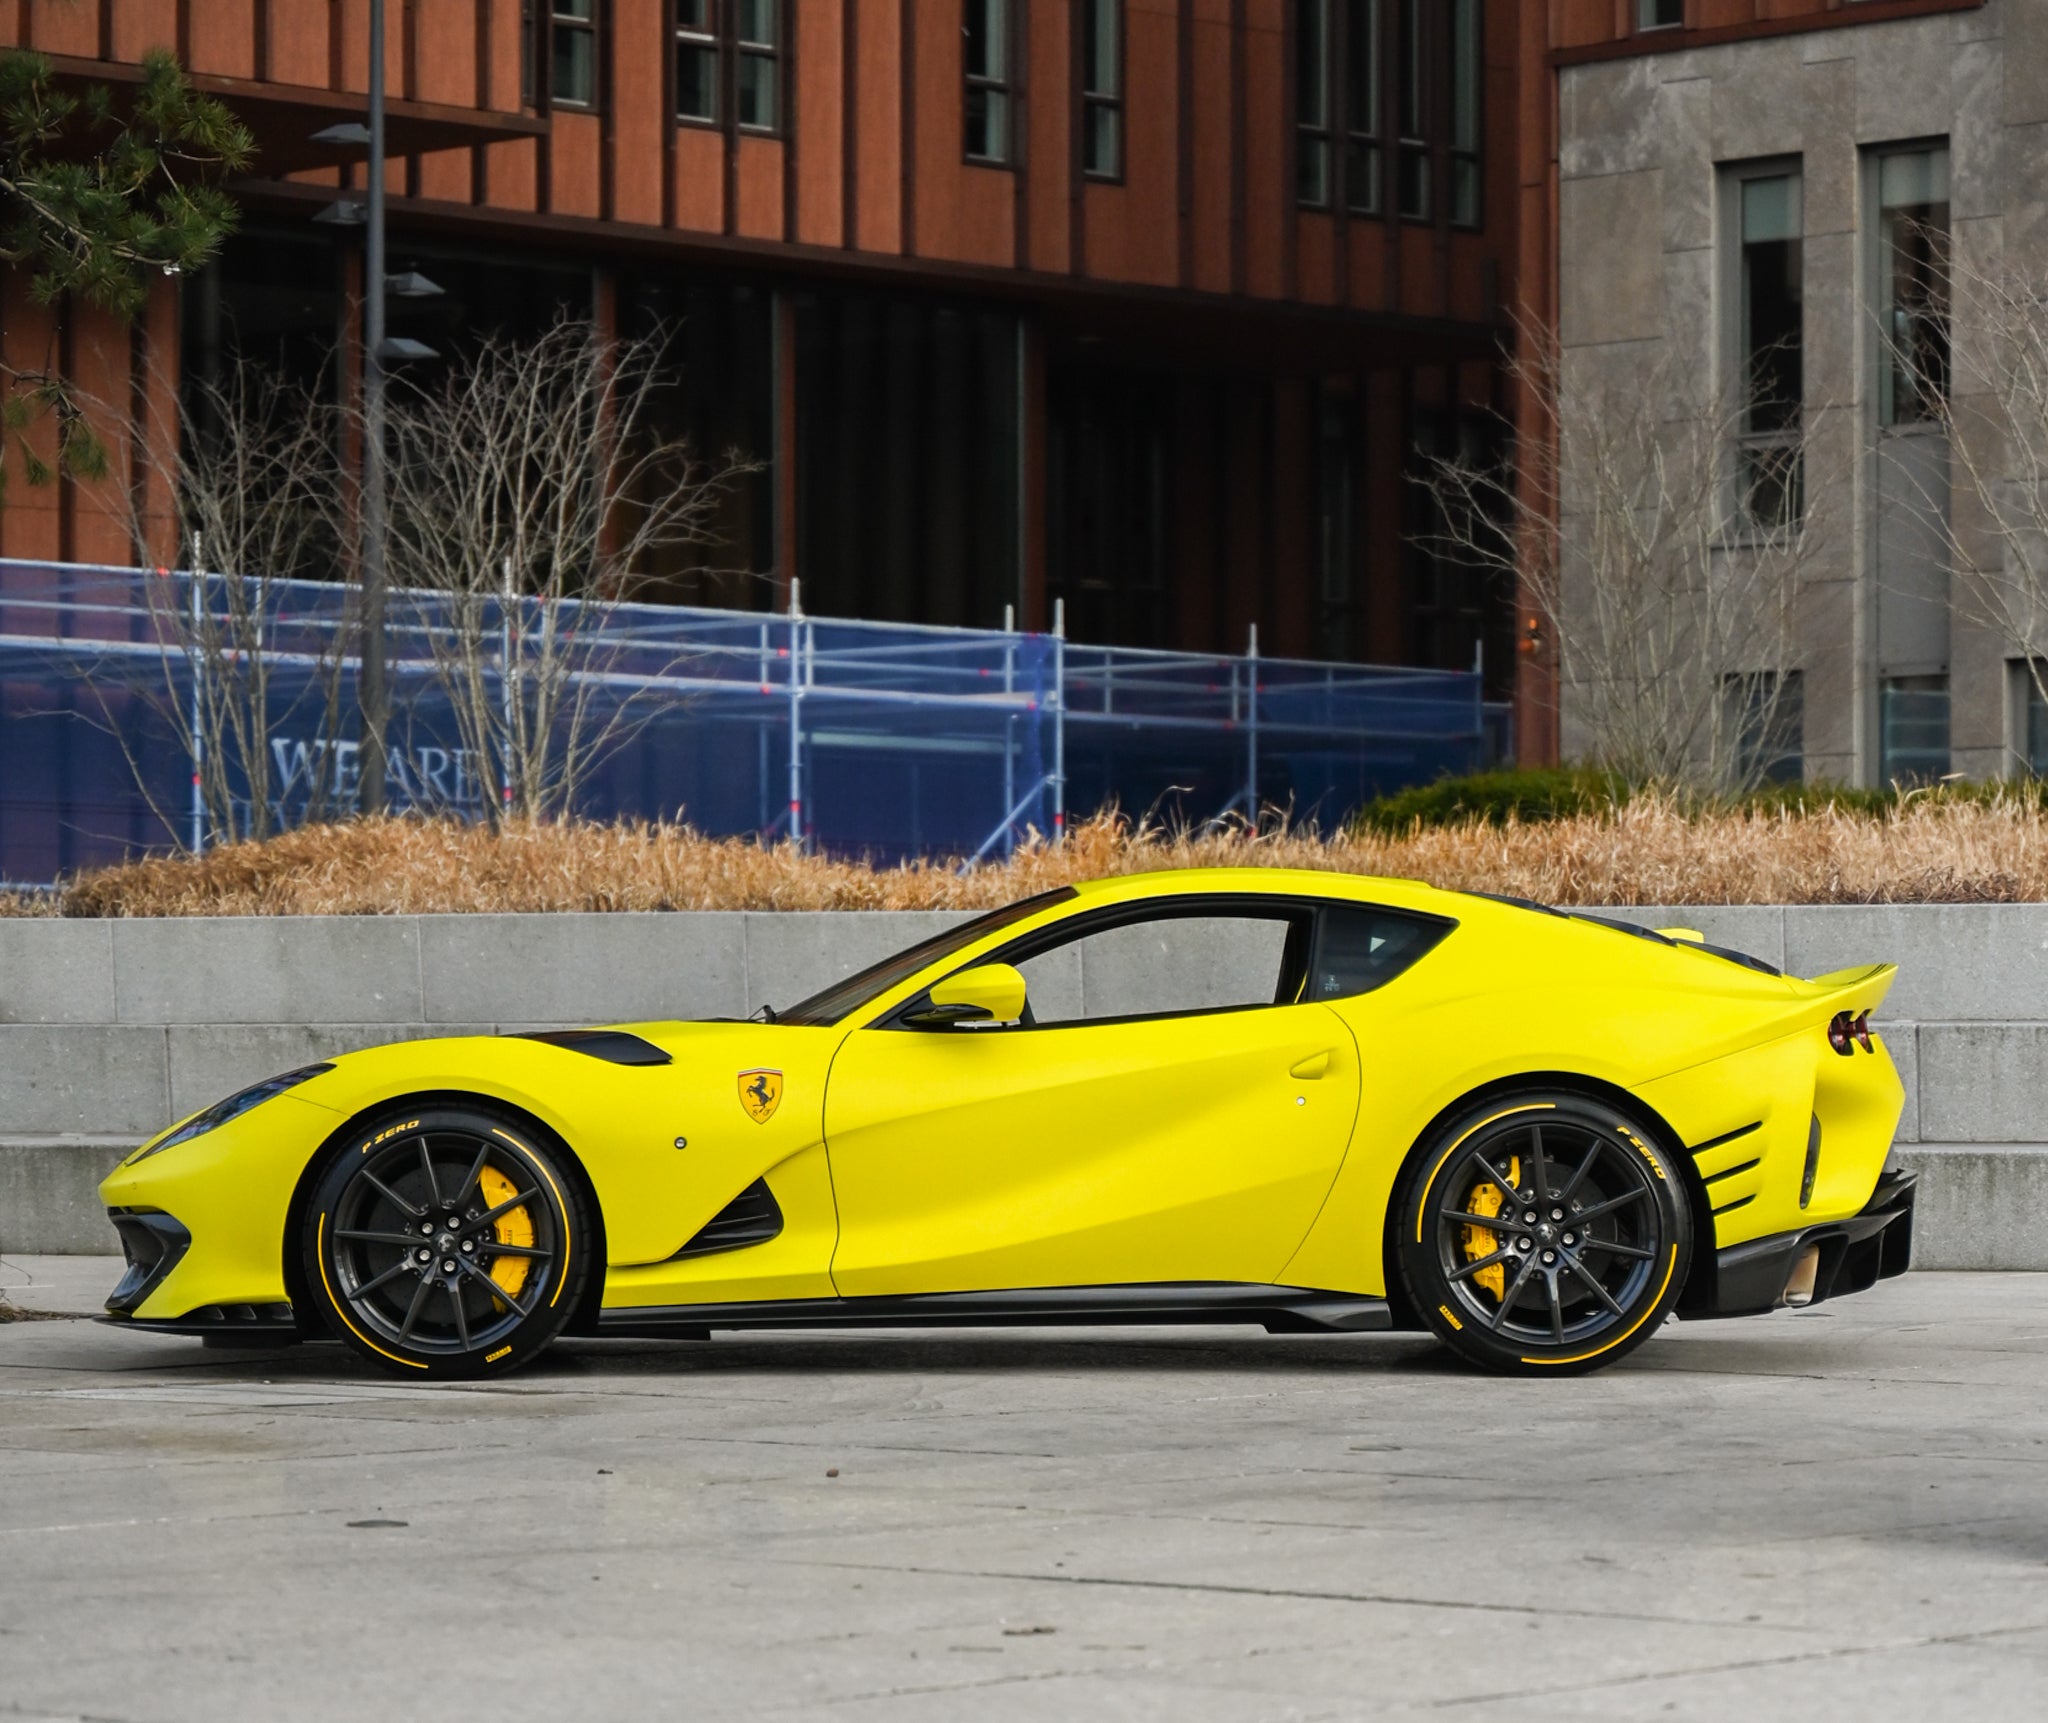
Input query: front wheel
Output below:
<box><xmin>1396</xmin><ymin>1092</ymin><xmax>1690</xmax><ymax>1375</ymax></box>
<box><xmin>301</xmin><ymin>1105</ymin><xmax>591</xmax><ymax>1379</ymax></box>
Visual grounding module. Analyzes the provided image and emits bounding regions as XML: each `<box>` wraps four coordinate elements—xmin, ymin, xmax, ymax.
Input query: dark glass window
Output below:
<box><xmin>1306</xmin><ymin>905</ymin><xmax>1453</xmax><ymax>1001</ymax></box>
<box><xmin>1047</xmin><ymin>361</ymin><xmax>1173</xmax><ymax>649</ymax></box>
<box><xmin>1726</xmin><ymin>670</ymin><xmax>1804</xmax><ymax>786</ymax></box>
<box><xmin>2025</xmin><ymin>669</ymin><xmax>2048</xmax><ymax>776</ymax></box>
<box><xmin>675</xmin><ymin>1</ymin><xmax>781</xmax><ymax>133</ymax></box>
<box><xmin>1881</xmin><ymin>674</ymin><xmax>1950</xmax><ymax>784</ymax></box>
<box><xmin>550</xmin><ymin>0</ymin><xmax>598</xmax><ymax>110</ymax></box>
<box><xmin>1639</xmin><ymin>0</ymin><xmax>1685</xmax><ymax>28</ymax></box>
<box><xmin>964</xmin><ymin>0</ymin><xmax>1013</xmax><ymax>165</ymax></box>
<box><xmin>1448</xmin><ymin>0</ymin><xmax>1480</xmax><ymax>227</ymax></box>
<box><xmin>1298</xmin><ymin>1</ymin><xmax>1384</xmax><ymax>215</ymax></box>
<box><xmin>1317</xmin><ymin>390</ymin><xmax>1361</xmax><ymax>660</ymax></box>
<box><xmin>1736</xmin><ymin>171</ymin><xmax>1804</xmax><ymax>528</ymax></box>
<box><xmin>1396</xmin><ymin>0</ymin><xmax>1429</xmax><ymax>219</ymax></box>
<box><xmin>1877</xmin><ymin>148</ymin><xmax>1951</xmax><ymax>428</ymax></box>
<box><xmin>795</xmin><ymin>290</ymin><xmax>1020</xmax><ymax>631</ymax></box>
<box><xmin>1082</xmin><ymin>0</ymin><xmax>1123</xmax><ymax>178</ymax></box>
<box><xmin>1297</xmin><ymin>0</ymin><xmax>1331</xmax><ymax>206</ymax></box>
<box><xmin>619</xmin><ymin>271</ymin><xmax>776</xmax><ymax>608</ymax></box>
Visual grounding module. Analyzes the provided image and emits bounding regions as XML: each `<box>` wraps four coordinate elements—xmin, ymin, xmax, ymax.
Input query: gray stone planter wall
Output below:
<box><xmin>3</xmin><ymin>905</ymin><xmax>2043</xmax><ymax>1266</ymax></box>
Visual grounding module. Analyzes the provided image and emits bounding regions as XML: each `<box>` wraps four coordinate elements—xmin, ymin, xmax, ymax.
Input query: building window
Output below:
<box><xmin>1298</xmin><ymin>2</ymin><xmax>1386</xmax><ymax>216</ymax></box>
<box><xmin>1876</xmin><ymin>147</ymin><xmax>1951</xmax><ymax>428</ymax></box>
<box><xmin>1082</xmin><ymin>0</ymin><xmax>1123</xmax><ymax>179</ymax></box>
<box><xmin>1396</xmin><ymin>0</ymin><xmax>1429</xmax><ymax>219</ymax></box>
<box><xmin>1726</xmin><ymin>670</ymin><xmax>1803</xmax><ymax>786</ymax></box>
<box><xmin>1731</xmin><ymin>168</ymin><xmax>1804</xmax><ymax>528</ymax></box>
<box><xmin>550</xmin><ymin>0</ymin><xmax>598</xmax><ymax>110</ymax></box>
<box><xmin>674</xmin><ymin>3</ymin><xmax>781</xmax><ymax>133</ymax></box>
<box><xmin>1881</xmin><ymin>673</ymin><xmax>1950</xmax><ymax>784</ymax></box>
<box><xmin>1448</xmin><ymin>0</ymin><xmax>1480</xmax><ymax>228</ymax></box>
<box><xmin>2022</xmin><ymin>666</ymin><xmax>2048</xmax><ymax>775</ymax></box>
<box><xmin>1639</xmin><ymin>0</ymin><xmax>1685</xmax><ymax>28</ymax></box>
<box><xmin>964</xmin><ymin>0</ymin><xmax>1013</xmax><ymax>165</ymax></box>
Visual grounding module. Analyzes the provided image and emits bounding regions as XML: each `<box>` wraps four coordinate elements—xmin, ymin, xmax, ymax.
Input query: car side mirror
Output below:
<box><xmin>903</xmin><ymin>962</ymin><xmax>1028</xmax><ymax>1029</ymax></box>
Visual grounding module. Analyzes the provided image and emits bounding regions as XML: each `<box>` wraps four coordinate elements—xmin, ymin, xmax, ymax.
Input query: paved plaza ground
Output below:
<box><xmin>1</xmin><ymin>1259</ymin><xmax>2043</xmax><ymax>1721</ymax></box>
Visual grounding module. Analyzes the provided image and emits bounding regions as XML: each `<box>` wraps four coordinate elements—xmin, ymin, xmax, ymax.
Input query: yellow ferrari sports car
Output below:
<box><xmin>99</xmin><ymin>868</ymin><xmax>1913</xmax><ymax>1378</ymax></box>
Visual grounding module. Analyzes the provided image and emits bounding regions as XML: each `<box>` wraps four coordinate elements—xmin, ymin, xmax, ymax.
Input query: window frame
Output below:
<box><xmin>879</xmin><ymin>894</ymin><xmax>1457</xmax><ymax>1032</ymax></box>
<box><xmin>1721</xmin><ymin>157</ymin><xmax>1807</xmax><ymax>532</ymax></box>
<box><xmin>1080</xmin><ymin>0</ymin><xmax>1125</xmax><ymax>183</ymax></box>
<box><xmin>963</xmin><ymin>0</ymin><xmax>1018</xmax><ymax>169</ymax></box>
<box><xmin>1637</xmin><ymin>0</ymin><xmax>1686</xmax><ymax>31</ymax></box>
<box><xmin>547</xmin><ymin>0</ymin><xmax>601</xmax><ymax>113</ymax></box>
<box><xmin>1868</xmin><ymin>140</ymin><xmax>1952</xmax><ymax>432</ymax></box>
<box><xmin>1298</xmin><ymin>0</ymin><xmax>1414</xmax><ymax>221</ymax></box>
<box><xmin>672</xmin><ymin>0</ymin><xmax>786</xmax><ymax>138</ymax></box>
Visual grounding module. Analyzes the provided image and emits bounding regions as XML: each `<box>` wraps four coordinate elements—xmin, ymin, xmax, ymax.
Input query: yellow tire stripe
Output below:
<box><xmin>1522</xmin><ymin>1242</ymin><xmax>1679</xmax><ymax>1367</ymax></box>
<box><xmin>1414</xmin><ymin>1104</ymin><xmax>1557</xmax><ymax>1244</ymax></box>
<box><xmin>316</xmin><ymin>1213</ymin><xmax>428</xmax><ymax>1371</ymax></box>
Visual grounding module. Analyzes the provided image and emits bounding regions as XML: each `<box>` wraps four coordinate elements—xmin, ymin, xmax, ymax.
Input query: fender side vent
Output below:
<box><xmin>514</xmin><ymin>1030</ymin><xmax>671</xmax><ymax>1067</ymax></box>
<box><xmin>672</xmin><ymin>1179</ymin><xmax>784</xmax><ymax>1259</ymax></box>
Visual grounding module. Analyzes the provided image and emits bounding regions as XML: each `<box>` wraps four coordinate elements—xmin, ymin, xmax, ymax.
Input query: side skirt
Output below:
<box><xmin>596</xmin><ymin>1282</ymin><xmax>1393</xmax><ymax>1338</ymax></box>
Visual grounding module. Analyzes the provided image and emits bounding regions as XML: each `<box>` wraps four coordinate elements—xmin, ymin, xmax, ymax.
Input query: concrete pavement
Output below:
<box><xmin>2</xmin><ymin>1266</ymin><xmax>2045</xmax><ymax>1720</ymax></box>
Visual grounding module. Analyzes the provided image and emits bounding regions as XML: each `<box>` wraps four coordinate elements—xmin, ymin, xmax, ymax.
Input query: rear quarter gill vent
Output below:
<box><xmin>1801</xmin><ymin>1114</ymin><xmax>1822</xmax><ymax>1210</ymax></box>
<box><xmin>670</xmin><ymin>1179</ymin><xmax>785</xmax><ymax>1260</ymax></box>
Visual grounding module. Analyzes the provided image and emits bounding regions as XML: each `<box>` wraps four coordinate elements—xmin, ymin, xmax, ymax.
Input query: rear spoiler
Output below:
<box><xmin>1786</xmin><ymin>963</ymin><xmax>1897</xmax><ymax>1020</ymax></box>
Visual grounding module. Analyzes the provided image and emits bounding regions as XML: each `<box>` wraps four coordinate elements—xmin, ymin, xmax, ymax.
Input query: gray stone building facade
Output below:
<box><xmin>1554</xmin><ymin>0</ymin><xmax>2048</xmax><ymax>785</ymax></box>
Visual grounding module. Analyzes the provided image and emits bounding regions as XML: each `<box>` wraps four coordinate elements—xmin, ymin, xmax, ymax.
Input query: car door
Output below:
<box><xmin>822</xmin><ymin>899</ymin><xmax>1364</xmax><ymax>1297</ymax></box>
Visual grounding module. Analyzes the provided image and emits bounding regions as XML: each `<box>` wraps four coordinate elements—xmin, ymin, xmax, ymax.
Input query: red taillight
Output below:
<box><xmin>1852</xmin><ymin>1010</ymin><xmax>1874</xmax><ymax>1052</ymax></box>
<box><xmin>1827</xmin><ymin>1010</ymin><xmax>1875</xmax><ymax>1055</ymax></box>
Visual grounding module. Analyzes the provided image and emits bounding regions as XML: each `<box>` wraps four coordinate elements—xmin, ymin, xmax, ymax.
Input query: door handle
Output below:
<box><xmin>1290</xmin><ymin>1050</ymin><xmax>1333</xmax><ymax>1081</ymax></box>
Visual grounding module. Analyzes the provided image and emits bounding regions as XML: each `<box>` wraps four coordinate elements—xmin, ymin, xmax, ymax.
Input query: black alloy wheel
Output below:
<box><xmin>302</xmin><ymin>1105</ymin><xmax>591</xmax><ymax>1378</ymax></box>
<box><xmin>1397</xmin><ymin>1092</ymin><xmax>1690</xmax><ymax>1375</ymax></box>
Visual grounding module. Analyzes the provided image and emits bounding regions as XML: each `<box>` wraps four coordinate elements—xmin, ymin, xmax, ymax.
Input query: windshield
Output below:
<box><xmin>774</xmin><ymin>887</ymin><xmax>1079</xmax><ymax>1027</ymax></box>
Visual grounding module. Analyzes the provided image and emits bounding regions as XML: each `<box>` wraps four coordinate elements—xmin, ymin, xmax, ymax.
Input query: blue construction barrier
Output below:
<box><xmin>0</xmin><ymin>559</ymin><xmax>1508</xmax><ymax>883</ymax></box>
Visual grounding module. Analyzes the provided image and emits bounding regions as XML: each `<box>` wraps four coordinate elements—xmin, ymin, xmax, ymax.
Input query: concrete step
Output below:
<box><xmin>6</xmin><ymin>1137</ymin><xmax>2042</xmax><ymax>1270</ymax></box>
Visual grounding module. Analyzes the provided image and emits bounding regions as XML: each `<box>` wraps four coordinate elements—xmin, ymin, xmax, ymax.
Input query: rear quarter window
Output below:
<box><xmin>1307</xmin><ymin>905</ymin><xmax>1454</xmax><ymax>1001</ymax></box>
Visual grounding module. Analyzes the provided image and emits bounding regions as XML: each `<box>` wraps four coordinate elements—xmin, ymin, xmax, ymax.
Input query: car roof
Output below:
<box><xmin>1064</xmin><ymin>867</ymin><xmax>1455</xmax><ymax>915</ymax></box>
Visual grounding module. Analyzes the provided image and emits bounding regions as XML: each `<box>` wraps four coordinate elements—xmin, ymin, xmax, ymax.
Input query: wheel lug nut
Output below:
<box><xmin>420</xmin><ymin>1222</ymin><xmax>433</xmax><ymax>1235</ymax></box>
<box><xmin>1523</xmin><ymin>1212</ymin><xmax>1537</xmax><ymax>1225</ymax></box>
<box><xmin>1562</xmin><ymin>1233</ymin><xmax>1576</xmax><ymax>1246</ymax></box>
<box><xmin>441</xmin><ymin>1258</ymin><xmax>457</xmax><ymax>1274</ymax></box>
<box><xmin>1518</xmin><ymin>1237</ymin><xmax>1533</xmax><ymax>1252</ymax></box>
<box><xmin>460</xmin><ymin>1239</ymin><xmax>475</xmax><ymax>1253</ymax></box>
<box><xmin>1542</xmin><ymin>1250</ymin><xmax>1557</xmax><ymax>1264</ymax></box>
<box><xmin>1551</xmin><ymin>1209</ymin><xmax>1564</xmax><ymax>1222</ymax></box>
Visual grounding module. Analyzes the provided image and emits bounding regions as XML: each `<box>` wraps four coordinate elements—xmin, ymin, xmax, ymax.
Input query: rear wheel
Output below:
<box><xmin>1397</xmin><ymin>1093</ymin><xmax>1690</xmax><ymax>1375</ymax></box>
<box><xmin>301</xmin><ymin>1105</ymin><xmax>591</xmax><ymax>1379</ymax></box>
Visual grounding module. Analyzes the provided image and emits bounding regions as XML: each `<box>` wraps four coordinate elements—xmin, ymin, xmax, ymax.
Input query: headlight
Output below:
<box><xmin>128</xmin><ymin>1064</ymin><xmax>335</xmax><ymax>1164</ymax></box>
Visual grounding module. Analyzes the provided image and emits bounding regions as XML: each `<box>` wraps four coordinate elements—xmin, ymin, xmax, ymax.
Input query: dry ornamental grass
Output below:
<box><xmin>6</xmin><ymin>795</ymin><xmax>2048</xmax><ymax>915</ymax></box>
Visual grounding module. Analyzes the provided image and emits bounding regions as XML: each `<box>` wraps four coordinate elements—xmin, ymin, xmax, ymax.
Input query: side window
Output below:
<box><xmin>1010</xmin><ymin>909</ymin><xmax>1311</xmax><ymax>1027</ymax></box>
<box><xmin>1305</xmin><ymin>905</ymin><xmax>1454</xmax><ymax>1001</ymax></box>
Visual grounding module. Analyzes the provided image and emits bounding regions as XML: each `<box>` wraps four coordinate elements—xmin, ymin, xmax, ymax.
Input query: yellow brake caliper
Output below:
<box><xmin>477</xmin><ymin>1165</ymin><xmax>534</xmax><ymax>1304</ymax></box>
<box><xmin>1463</xmin><ymin>1156</ymin><xmax>1519</xmax><ymax>1301</ymax></box>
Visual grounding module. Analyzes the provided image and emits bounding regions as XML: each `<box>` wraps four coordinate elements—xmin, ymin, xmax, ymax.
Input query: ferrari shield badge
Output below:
<box><xmin>738</xmin><ymin>1069</ymin><xmax>783</xmax><ymax>1124</ymax></box>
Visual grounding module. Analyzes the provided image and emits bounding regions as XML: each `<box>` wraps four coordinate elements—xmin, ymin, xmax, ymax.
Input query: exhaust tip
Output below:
<box><xmin>1782</xmin><ymin>1244</ymin><xmax>1822</xmax><ymax>1309</ymax></box>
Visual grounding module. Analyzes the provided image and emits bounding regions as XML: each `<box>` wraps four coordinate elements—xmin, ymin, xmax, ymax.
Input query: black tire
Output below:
<box><xmin>301</xmin><ymin>1104</ymin><xmax>592</xmax><ymax>1379</ymax></box>
<box><xmin>1396</xmin><ymin>1091</ymin><xmax>1690</xmax><ymax>1376</ymax></box>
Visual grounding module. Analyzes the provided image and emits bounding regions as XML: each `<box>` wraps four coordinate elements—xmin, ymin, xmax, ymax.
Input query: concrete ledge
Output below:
<box><xmin>1895</xmin><ymin>1146</ymin><xmax>2048</xmax><ymax>1270</ymax></box>
<box><xmin>0</xmin><ymin>1139</ymin><xmax>131</xmax><ymax>1256</ymax></box>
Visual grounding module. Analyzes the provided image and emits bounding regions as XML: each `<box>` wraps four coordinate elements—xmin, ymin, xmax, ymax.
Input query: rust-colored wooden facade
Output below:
<box><xmin>1</xmin><ymin>1</ymin><xmax>1529</xmax><ymax>695</ymax></box>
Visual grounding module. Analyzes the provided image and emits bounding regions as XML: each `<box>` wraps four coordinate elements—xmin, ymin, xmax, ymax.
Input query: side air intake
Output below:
<box><xmin>671</xmin><ymin>1179</ymin><xmax>784</xmax><ymax>1259</ymax></box>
